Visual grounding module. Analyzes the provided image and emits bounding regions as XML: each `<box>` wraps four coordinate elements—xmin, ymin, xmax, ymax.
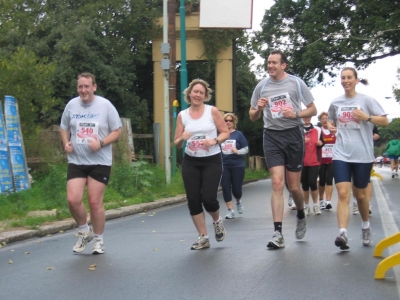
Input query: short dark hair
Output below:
<box><xmin>270</xmin><ymin>49</ymin><xmax>288</xmax><ymax>65</ymax></box>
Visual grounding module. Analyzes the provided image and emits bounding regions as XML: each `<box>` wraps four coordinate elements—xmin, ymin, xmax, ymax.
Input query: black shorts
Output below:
<box><xmin>263</xmin><ymin>127</ymin><xmax>304</xmax><ymax>172</ymax></box>
<box><xmin>67</xmin><ymin>164</ymin><xmax>111</xmax><ymax>185</ymax></box>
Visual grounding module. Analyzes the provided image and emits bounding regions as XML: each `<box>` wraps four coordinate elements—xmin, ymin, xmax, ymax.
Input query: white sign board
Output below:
<box><xmin>199</xmin><ymin>0</ymin><xmax>253</xmax><ymax>29</ymax></box>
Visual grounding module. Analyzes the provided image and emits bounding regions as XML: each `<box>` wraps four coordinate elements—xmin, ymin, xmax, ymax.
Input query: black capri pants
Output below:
<box><xmin>319</xmin><ymin>163</ymin><xmax>334</xmax><ymax>187</ymax></box>
<box><xmin>301</xmin><ymin>165</ymin><xmax>320</xmax><ymax>191</ymax></box>
<box><xmin>181</xmin><ymin>153</ymin><xmax>223</xmax><ymax>215</ymax></box>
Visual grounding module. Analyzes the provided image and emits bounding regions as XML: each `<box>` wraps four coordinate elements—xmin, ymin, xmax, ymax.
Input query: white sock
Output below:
<box><xmin>94</xmin><ymin>234</ymin><xmax>104</xmax><ymax>241</ymax></box>
<box><xmin>326</xmin><ymin>201</ymin><xmax>331</xmax><ymax>205</ymax></box>
<box><xmin>339</xmin><ymin>228</ymin><xmax>347</xmax><ymax>235</ymax></box>
<box><xmin>362</xmin><ymin>221</ymin><xmax>370</xmax><ymax>229</ymax></box>
<box><xmin>78</xmin><ymin>223</ymin><xmax>90</xmax><ymax>233</ymax></box>
<box><xmin>213</xmin><ymin>216</ymin><xmax>222</xmax><ymax>223</ymax></box>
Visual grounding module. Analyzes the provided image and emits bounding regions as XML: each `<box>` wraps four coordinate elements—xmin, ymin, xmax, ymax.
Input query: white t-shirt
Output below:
<box><xmin>328</xmin><ymin>93</ymin><xmax>386</xmax><ymax>163</ymax></box>
<box><xmin>60</xmin><ymin>96</ymin><xmax>122</xmax><ymax>166</ymax></box>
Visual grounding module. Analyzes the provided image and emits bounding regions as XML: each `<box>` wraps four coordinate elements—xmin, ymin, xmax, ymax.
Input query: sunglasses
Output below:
<box><xmin>225</xmin><ymin>119</ymin><xmax>233</xmax><ymax>122</ymax></box>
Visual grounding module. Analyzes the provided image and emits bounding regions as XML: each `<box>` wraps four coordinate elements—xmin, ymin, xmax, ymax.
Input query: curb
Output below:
<box><xmin>0</xmin><ymin>179</ymin><xmax>263</xmax><ymax>246</ymax></box>
<box><xmin>0</xmin><ymin>195</ymin><xmax>187</xmax><ymax>245</ymax></box>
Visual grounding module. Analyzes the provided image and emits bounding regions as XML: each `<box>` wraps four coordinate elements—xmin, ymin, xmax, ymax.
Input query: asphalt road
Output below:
<box><xmin>1</xmin><ymin>167</ymin><xmax>399</xmax><ymax>300</ymax></box>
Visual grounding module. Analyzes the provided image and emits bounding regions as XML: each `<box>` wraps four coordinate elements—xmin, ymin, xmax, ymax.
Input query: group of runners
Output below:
<box><xmin>60</xmin><ymin>48</ymin><xmax>391</xmax><ymax>254</ymax></box>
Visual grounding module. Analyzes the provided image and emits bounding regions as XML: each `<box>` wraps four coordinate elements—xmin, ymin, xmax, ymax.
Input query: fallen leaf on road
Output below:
<box><xmin>344</xmin><ymin>263</ymin><xmax>349</xmax><ymax>266</ymax></box>
<box><xmin>46</xmin><ymin>234</ymin><xmax>52</xmax><ymax>237</ymax></box>
<box><xmin>89</xmin><ymin>267</ymin><xmax>96</xmax><ymax>271</ymax></box>
<box><xmin>25</xmin><ymin>252</ymin><xmax>30</xmax><ymax>255</ymax></box>
<box><xmin>74</xmin><ymin>233</ymin><xmax>79</xmax><ymax>237</ymax></box>
<box><xmin>59</xmin><ymin>230</ymin><xmax>64</xmax><ymax>233</ymax></box>
<box><xmin>152</xmin><ymin>231</ymin><xmax>156</xmax><ymax>233</ymax></box>
<box><xmin>11</xmin><ymin>250</ymin><xmax>15</xmax><ymax>252</ymax></box>
<box><xmin>142</xmin><ymin>221</ymin><xmax>145</xmax><ymax>223</ymax></box>
<box><xmin>153</xmin><ymin>248</ymin><xmax>159</xmax><ymax>251</ymax></box>
<box><xmin>46</xmin><ymin>267</ymin><xmax>55</xmax><ymax>270</ymax></box>
<box><xmin>90</xmin><ymin>264</ymin><xmax>97</xmax><ymax>268</ymax></box>
<box><xmin>9</xmin><ymin>260</ymin><xmax>13</xmax><ymax>264</ymax></box>
<box><xmin>179</xmin><ymin>240</ymin><xmax>185</xmax><ymax>242</ymax></box>
<box><xmin>2</xmin><ymin>242</ymin><xmax>6</xmax><ymax>245</ymax></box>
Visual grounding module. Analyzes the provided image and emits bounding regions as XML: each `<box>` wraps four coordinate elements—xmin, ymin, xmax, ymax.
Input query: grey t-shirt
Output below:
<box><xmin>250</xmin><ymin>75</ymin><xmax>315</xmax><ymax>130</ymax></box>
<box><xmin>60</xmin><ymin>96</ymin><xmax>122</xmax><ymax>166</ymax></box>
<box><xmin>328</xmin><ymin>93</ymin><xmax>386</xmax><ymax>163</ymax></box>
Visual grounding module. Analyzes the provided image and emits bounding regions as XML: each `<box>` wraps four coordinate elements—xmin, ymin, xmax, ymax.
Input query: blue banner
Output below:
<box><xmin>4</xmin><ymin>96</ymin><xmax>30</xmax><ymax>192</ymax></box>
<box><xmin>0</xmin><ymin>101</ymin><xmax>13</xmax><ymax>194</ymax></box>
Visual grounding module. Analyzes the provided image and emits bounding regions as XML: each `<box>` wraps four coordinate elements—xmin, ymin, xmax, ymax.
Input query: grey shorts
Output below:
<box><xmin>263</xmin><ymin>126</ymin><xmax>304</xmax><ymax>172</ymax></box>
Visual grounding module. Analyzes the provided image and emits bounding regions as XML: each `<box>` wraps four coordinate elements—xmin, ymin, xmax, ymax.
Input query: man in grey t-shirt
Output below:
<box><xmin>249</xmin><ymin>50</ymin><xmax>317</xmax><ymax>249</ymax></box>
<box><xmin>60</xmin><ymin>73</ymin><xmax>122</xmax><ymax>255</ymax></box>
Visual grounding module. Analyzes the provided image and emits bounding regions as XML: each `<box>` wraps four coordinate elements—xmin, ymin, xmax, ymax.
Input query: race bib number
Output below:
<box><xmin>268</xmin><ymin>92</ymin><xmax>293</xmax><ymax>119</ymax></box>
<box><xmin>187</xmin><ymin>135</ymin><xmax>209</xmax><ymax>155</ymax></box>
<box><xmin>76</xmin><ymin>122</ymin><xmax>99</xmax><ymax>144</ymax></box>
<box><xmin>221</xmin><ymin>140</ymin><xmax>236</xmax><ymax>155</ymax></box>
<box><xmin>338</xmin><ymin>106</ymin><xmax>360</xmax><ymax>129</ymax></box>
<box><xmin>322</xmin><ymin>144</ymin><xmax>334</xmax><ymax>158</ymax></box>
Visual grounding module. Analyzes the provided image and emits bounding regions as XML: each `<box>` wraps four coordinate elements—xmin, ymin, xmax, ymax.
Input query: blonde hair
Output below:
<box><xmin>223</xmin><ymin>112</ymin><xmax>238</xmax><ymax>129</ymax></box>
<box><xmin>318</xmin><ymin>111</ymin><xmax>328</xmax><ymax>120</ymax></box>
<box><xmin>183</xmin><ymin>79</ymin><xmax>212</xmax><ymax>104</ymax></box>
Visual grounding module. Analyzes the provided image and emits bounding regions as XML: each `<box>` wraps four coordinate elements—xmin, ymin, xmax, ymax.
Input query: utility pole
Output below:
<box><xmin>169</xmin><ymin>0</ymin><xmax>177</xmax><ymax>176</ymax></box>
<box><xmin>161</xmin><ymin>0</ymin><xmax>171</xmax><ymax>184</ymax></box>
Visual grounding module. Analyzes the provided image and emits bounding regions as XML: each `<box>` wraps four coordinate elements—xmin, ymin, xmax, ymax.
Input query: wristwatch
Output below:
<box><xmin>100</xmin><ymin>140</ymin><xmax>105</xmax><ymax>147</ymax></box>
<box><xmin>295</xmin><ymin>111</ymin><xmax>299</xmax><ymax>118</ymax></box>
<box><xmin>366</xmin><ymin>115</ymin><xmax>372</xmax><ymax>122</ymax></box>
<box><xmin>214</xmin><ymin>138</ymin><xmax>219</xmax><ymax>145</ymax></box>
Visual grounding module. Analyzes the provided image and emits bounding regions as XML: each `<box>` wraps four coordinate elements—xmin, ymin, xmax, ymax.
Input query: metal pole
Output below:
<box><xmin>172</xmin><ymin>100</ymin><xmax>179</xmax><ymax>177</ymax></box>
<box><xmin>163</xmin><ymin>0</ymin><xmax>171</xmax><ymax>184</ymax></box>
<box><xmin>180</xmin><ymin>0</ymin><xmax>188</xmax><ymax>156</ymax></box>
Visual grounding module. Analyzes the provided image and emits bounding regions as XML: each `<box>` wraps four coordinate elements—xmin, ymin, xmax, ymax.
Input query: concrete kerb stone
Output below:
<box><xmin>0</xmin><ymin>194</ymin><xmax>187</xmax><ymax>245</ymax></box>
<box><xmin>0</xmin><ymin>179</ymin><xmax>261</xmax><ymax>246</ymax></box>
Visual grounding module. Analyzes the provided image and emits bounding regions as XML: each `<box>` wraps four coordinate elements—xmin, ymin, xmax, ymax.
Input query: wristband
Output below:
<box><xmin>100</xmin><ymin>140</ymin><xmax>105</xmax><ymax>147</ymax></box>
<box><xmin>214</xmin><ymin>138</ymin><xmax>219</xmax><ymax>145</ymax></box>
<box><xmin>366</xmin><ymin>116</ymin><xmax>372</xmax><ymax>122</ymax></box>
<box><xmin>295</xmin><ymin>111</ymin><xmax>299</xmax><ymax>118</ymax></box>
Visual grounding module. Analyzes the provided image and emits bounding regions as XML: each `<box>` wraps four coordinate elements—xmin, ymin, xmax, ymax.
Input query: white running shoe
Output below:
<box><xmin>225</xmin><ymin>210</ymin><xmax>235</xmax><ymax>219</ymax></box>
<box><xmin>73</xmin><ymin>228</ymin><xmax>94</xmax><ymax>253</ymax></box>
<box><xmin>313</xmin><ymin>205</ymin><xmax>321</xmax><ymax>215</ymax></box>
<box><xmin>361</xmin><ymin>227</ymin><xmax>372</xmax><ymax>246</ymax></box>
<box><xmin>352</xmin><ymin>202</ymin><xmax>359</xmax><ymax>215</ymax></box>
<box><xmin>92</xmin><ymin>238</ymin><xmax>105</xmax><ymax>254</ymax></box>
<box><xmin>236</xmin><ymin>202</ymin><xmax>244</xmax><ymax>214</ymax></box>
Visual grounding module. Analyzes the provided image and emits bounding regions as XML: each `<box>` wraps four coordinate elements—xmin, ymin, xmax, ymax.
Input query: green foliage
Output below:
<box><xmin>200</xmin><ymin>29</ymin><xmax>244</xmax><ymax>66</ymax></box>
<box><xmin>254</xmin><ymin>0</ymin><xmax>400</xmax><ymax>86</ymax></box>
<box><xmin>0</xmin><ymin>48</ymin><xmax>60</xmax><ymax>135</ymax></box>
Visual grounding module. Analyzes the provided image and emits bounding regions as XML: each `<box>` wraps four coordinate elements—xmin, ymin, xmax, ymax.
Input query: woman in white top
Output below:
<box><xmin>327</xmin><ymin>67</ymin><xmax>388</xmax><ymax>251</ymax></box>
<box><xmin>174</xmin><ymin>79</ymin><xmax>230</xmax><ymax>250</ymax></box>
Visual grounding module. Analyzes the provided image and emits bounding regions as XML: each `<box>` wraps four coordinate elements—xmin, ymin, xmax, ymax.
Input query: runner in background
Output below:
<box><xmin>302</xmin><ymin>117</ymin><xmax>324</xmax><ymax>216</ymax></box>
<box><xmin>221</xmin><ymin>113</ymin><xmax>249</xmax><ymax>219</ymax></box>
<box><xmin>318</xmin><ymin>112</ymin><xmax>336</xmax><ymax>210</ymax></box>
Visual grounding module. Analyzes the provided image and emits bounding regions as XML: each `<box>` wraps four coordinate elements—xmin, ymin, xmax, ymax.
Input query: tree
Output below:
<box><xmin>394</xmin><ymin>68</ymin><xmax>400</xmax><ymax>103</ymax></box>
<box><xmin>253</xmin><ymin>0</ymin><xmax>400</xmax><ymax>86</ymax></box>
<box><xmin>0</xmin><ymin>48</ymin><xmax>60</xmax><ymax>134</ymax></box>
<box><xmin>0</xmin><ymin>0</ymin><xmax>164</xmax><ymax>133</ymax></box>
